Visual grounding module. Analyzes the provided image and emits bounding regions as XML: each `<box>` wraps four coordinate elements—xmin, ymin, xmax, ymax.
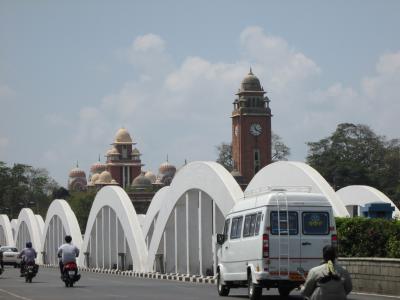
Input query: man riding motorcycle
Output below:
<box><xmin>57</xmin><ymin>235</ymin><xmax>79</xmax><ymax>275</ymax></box>
<box><xmin>18</xmin><ymin>242</ymin><xmax>37</xmax><ymax>276</ymax></box>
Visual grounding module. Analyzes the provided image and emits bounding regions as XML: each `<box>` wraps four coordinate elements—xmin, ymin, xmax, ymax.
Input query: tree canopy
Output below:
<box><xmin>0</xmin><ymin>162</ymin><xmax>59</xmax><ymax>219</ymax></box>
<box><xmin>306</xmin><ymin>123</ymin><xmax>400</xmax><ymax>207</ymax></box>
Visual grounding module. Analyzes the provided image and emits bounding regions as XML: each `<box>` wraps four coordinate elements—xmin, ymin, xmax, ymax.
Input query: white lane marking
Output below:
<box><xmin>352</xmin><ymin>292</ymin><xmax>400</xmax><ymax>299</ymax></box>
<box><xmin>0</xmin><ymin>289</ymin><xmax>33</xmax><ymax>300</ymax></box>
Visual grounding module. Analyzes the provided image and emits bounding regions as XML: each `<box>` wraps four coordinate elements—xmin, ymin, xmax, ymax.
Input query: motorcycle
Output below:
<box><xmin>23</xmin><ymin>262</ymin><xmax>38</xmax><ymax>283</ymax></box>
<box><xmin>62</xmin><ymin>262</ymin><xmax>81</xmax><ymax>287</ymax></box>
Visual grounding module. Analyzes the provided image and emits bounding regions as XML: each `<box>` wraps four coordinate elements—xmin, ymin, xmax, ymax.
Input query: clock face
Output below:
<box><xmin>250</xmin><ymin>123</ymin><xmax>262</xmax><ymax>136</ymax></box>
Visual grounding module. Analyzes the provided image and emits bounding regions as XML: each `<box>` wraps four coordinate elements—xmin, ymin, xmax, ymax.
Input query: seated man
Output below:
<box><xmin>57</xmin><ymin>235</ymin><xmax>80</xmax><ymax>275</ymax></box>
<box><xmin>18</xmin><ymin>242</ymin><xmax>37</xmax><ymax>276</ymax></box>
<box><xmin>301</xmin><ymin>245</ymin><xmax>352</xmax><ymax>300</ymax></box>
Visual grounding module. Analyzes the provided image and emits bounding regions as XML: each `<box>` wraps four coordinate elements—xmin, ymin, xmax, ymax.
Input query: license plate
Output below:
<box><xmin>68</xmin><ymin>271</ymin><xmax>75</xmax><ymax>276</ymax></box>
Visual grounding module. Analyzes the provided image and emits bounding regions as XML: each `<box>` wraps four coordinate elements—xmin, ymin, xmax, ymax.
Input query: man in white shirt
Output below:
<box><xmin>57</xmin><ymin>235</ymin><xmax>79</xmax><ymax>275</ymax></box>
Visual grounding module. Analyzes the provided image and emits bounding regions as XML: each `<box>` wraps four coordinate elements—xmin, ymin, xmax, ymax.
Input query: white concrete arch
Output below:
<box><xmin>41</xmin><ymin>199</ymin><xmax>83</xmax><ymax>266</ymax></box>
<box><xmin>15</xmin><ymin>208</ymin><xmax>42</xmax><ymax>263</ymax></box>
<box><xmin>337</xmin><ymin>185</ymin><xmax>400</xmax><ymax>219</ymax></box>
<box><xmin>246</xmin><ymin>161</ymin><xmax>350</xmax><ymax>217</ymax></box>
<box><xmin>11</xmin><ymin>219</ymin><xmax>18</xmax><ymax>241</ymax></box>
<box><xmin>142</xmin><ymin>186</ymin><xmax>170</xmax><ymax>249</ymax></box>
<box><xmin>35</xmin><ymin>214</ymin><xmax>45</xmax><ymax>236</ymax></box>
<box><xmin>79</xmin><ymin>186</ymin><xmax>148</xmax><ymax>272</ymax></box>
<box><xmin>0</xmin><ymin>214</ymin><xmax>14</xmax><ymax>246</ymax></box>
<box><xmin>146</xmin><ymin>161</ymin><xmax>243</xmax><ymax>275</ymax></box>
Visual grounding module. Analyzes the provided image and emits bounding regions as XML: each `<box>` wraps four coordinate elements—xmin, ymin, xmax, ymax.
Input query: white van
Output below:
<box><xmin>216</xmin><ymin>188</ymin><xmax>337</xmax><ymax>299</ymax></box>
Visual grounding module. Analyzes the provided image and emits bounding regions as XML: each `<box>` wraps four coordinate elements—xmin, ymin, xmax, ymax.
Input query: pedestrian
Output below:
<box><xmin>301</xmin><ymin>245</ymin><xmax>352</xmax><ymax>300</ymax></box>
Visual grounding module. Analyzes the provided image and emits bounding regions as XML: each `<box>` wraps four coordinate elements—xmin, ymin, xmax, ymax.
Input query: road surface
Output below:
<box><xmin>0</xmin><ymin>267</ymin><xmax>398</xmax><ymax>300</ymax></box>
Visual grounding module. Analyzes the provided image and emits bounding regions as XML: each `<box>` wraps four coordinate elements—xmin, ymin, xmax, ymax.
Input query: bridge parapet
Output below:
<box><xmin>339</xmin><ymin>257</ymin><xmax>400</xmax><ymax>296</ymax></box>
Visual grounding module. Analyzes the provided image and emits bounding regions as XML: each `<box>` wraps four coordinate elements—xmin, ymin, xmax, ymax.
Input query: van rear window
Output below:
<box><xmin>270</xmin><ymin>211</ymin><xmax>298</xmax><ymax>235</ymax></box>
<box><xmin>302</xmin><ymin>212</ymin><xmax>329</xmax><ymax>235</ymax></box>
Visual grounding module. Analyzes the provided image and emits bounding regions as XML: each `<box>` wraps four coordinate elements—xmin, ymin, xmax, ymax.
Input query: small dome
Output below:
<box><xmin>98</xmin><ymin>171</ymin><xmax>112</xmax><ymax>184</ymax></box>
<box><xmin>91</xmin><ymin>173</ymin><xmax>100</xmax><ymax>184</ymax></box>
<box><xmin>132</xmin><ymin>172</ymin><xmax>152</xmax><ymax>187</ymax></box>
<box><xmin>240</xmin><ymin>69</ymin><xmax>262</xmax><ymax>91</ymax></box>
<box><xmin>132</xmin><ymin>148</ymin><xmax>141</xmax><ymax>155</ymax></box>
<box><xmin>106</xmin><ymin>146</ymin><xmax>120</xmax><ymax>156</ymax></box>
<box><xmin>144</xmin><ymin>171</ymin><xmax>156</xmax><ymax>183</ymax></box>
<box><xmin>69</xmin><ymin>167</ymin><xmax>86</xmax><ymax>178</ymax></box>
<box><xmin>110</xmin><ymin>179</ymin><xmax>118</xmax><ymax>185</ymax></box>
<box><xmin>159</xmin><ymin>161</ymin><xmax>177</xmax><ymax>174</ymax></box>
<box><xmin>114</xmin><ymin>128</ymin><xmax>133</xmax><ymax>144</ymax></box>
<box><xmin>90</xmin><ymin>161</ymin><xmax>107</xmax><ymax>174</ymax></box>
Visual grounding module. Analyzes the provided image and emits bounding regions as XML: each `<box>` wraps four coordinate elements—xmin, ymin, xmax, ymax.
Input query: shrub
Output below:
<box><xmin>335</xmin><ymin>217</ymin><xmax>400</xmax><ymax>258</ymax></box>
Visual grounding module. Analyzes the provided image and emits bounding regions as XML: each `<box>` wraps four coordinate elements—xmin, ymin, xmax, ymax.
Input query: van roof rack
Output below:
<box><xmin>244</xmin><ymin>186</ymin><xmax>312</xmax><ymax>198</ymax></box>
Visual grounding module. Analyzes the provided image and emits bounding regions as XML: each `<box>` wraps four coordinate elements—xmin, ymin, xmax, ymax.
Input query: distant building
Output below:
<box><xmin>68</xmin><ymin>164</ymin><xmax>87</xmax><ymax>191</ymax></box>
<box><xmin>68</xmin><ymin>127</ymin><xmax>177</xmax><ymax>214</ymax></box>
<box><xmin>231</xmin><ymin>69</ymin><xmax>272</xmax><ymax>187</ymax></box>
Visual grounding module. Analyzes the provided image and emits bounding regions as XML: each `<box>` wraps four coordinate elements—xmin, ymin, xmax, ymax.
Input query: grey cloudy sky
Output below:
<box><xmin>1</xmin><ymin>1</ymin><xmax>399</xmax><ymax>187</ymax></box>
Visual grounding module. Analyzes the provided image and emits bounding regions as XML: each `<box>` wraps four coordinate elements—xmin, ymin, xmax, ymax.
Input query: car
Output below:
<box><xmin>216</xmin><ymin>188</ymin><xmax>337</xmax><ymax>299</ymax></box>
<box><xmin>0</xmin><ymin>246</ymin><xmax>21</xmax><ymax>267</ymax></box>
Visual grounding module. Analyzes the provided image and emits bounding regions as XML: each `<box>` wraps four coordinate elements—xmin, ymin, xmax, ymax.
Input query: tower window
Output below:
<box><xmin>254</xmin><ymin>149</ymin><xmax>261</xmax><ymax>174</ymax></box>
<box><xmin>122</xmin><ymin>145</ymin><xmax>128</xmax><ymax>159</ymax></box>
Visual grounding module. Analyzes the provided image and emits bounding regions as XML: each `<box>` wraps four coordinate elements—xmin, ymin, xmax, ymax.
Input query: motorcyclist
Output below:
<box><xmin>18</xmin><ymin>242</ymin><xmax>37</xmax><ymax>276</ymax></box>
<box><xmin>57</xmin><ymin>235</ymin><xmax>79</xmax><ymax>276</ymax></box>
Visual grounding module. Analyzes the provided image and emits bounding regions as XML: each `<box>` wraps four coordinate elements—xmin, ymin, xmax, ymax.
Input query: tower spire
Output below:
<box><xmin>249</xmin><ymin>66</ymin><xmax>253</xmax><ymax>75</ymax></box>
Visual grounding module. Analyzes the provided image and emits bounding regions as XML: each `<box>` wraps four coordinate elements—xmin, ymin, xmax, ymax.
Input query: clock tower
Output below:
<box><xmin>231</xmin><ymin>69</ymin><xmax>272</xmax><ymax>186</ymax></box>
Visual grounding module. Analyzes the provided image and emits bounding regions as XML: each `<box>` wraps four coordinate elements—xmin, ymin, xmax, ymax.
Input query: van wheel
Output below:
<box><xmin>217</xmin><ymin>272</ymin><xmax>230</xmax><ymax>296</ymax></box>
<box><xmin>247</xmin><ymin>273</ymin><xmax>261</xmax><ymax>300</ymax></box>
<box><xmin>278</xmin><ymin>287</ymin><xmax>291</xmax><ymax>297</ymax></box>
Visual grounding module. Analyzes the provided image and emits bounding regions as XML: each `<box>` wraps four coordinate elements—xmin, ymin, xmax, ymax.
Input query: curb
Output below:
<box><xmin>40</xmin><ymin>264</ymin><xmax>216</xmax><ymax>285</ymax></box>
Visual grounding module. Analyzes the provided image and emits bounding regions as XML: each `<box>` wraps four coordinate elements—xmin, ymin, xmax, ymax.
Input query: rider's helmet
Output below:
<box><xmin>65</xmin><ymin>235</ymin><xmax>72</xmax><ymax>243</ymax></box>
<box><xmin>26</xmin><ymin>242</ymin><xmax>32</xmax><ymax>248</ymax></box>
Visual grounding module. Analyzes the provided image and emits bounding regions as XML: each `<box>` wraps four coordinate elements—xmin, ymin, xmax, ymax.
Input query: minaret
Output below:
<box><xmin>231</xmin><ymin>69</ymin><xmax>272</xmax><ymax>186</ymax></box>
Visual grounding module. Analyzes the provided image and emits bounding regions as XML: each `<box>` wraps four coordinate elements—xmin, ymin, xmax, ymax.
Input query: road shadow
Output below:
<box><xmin>226</xmin><ymin>294</ymin><xmax>303</xmax><ymax>299</ymax></box>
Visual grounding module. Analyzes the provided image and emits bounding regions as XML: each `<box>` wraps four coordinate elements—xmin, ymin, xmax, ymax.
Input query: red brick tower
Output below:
<box><xmin>106</xmin><ymin>128</ymin><xmax>143</xmax><ymax>188</ymax></box>
<box><xmin>231</xmin><ymin>69</ymin><xmax>272</xmax><ymax>185</ymax></box>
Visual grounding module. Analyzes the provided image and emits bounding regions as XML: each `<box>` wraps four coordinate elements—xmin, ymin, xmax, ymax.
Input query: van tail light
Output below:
<box><xmin>263</xmin><ymin>234</ymin><xmax>269</xmax><ymax>258</ymax></box>
<box><xmin>331</xmin><ymin>234</ymin><xmax>338</xmax><ymax>248</ymax></box>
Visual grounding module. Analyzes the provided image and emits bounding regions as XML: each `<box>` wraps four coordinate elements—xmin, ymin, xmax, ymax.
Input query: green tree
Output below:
<box><xmin>0</xmin><ymin>161</ymin><xmax>59</xmax><ymax>219</ymax></box>
<box><xmin>67</xmin><ymin>190</ymin><xmax>97</xmax><ymax>233</ymax></box>
<box><xmin>216</xmin><ymin>142</ymin><xmax>234</xmax><ymax>172</ymax></box>
<box><xmin>306</xmin><ymin>123</ymin><xmax>400</xmax><ymax>207</ymax></box>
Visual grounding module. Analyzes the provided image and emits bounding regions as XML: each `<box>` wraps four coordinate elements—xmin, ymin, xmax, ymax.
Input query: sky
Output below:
<box><xmin>1</xmin><ymin>1</ymin><xmax>400</xmax><ymax>187</ymax></box>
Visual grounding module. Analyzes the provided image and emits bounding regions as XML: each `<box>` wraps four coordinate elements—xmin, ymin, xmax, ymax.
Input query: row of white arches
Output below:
<box><xmin>1</xmin><ymin>161</ymin><xmax>399</xmax><ymax>274</ymax></box>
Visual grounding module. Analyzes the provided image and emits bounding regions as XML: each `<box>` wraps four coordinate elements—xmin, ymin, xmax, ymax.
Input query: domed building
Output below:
<box><xmin>144</xmin><ymin>171</ymin><xmax>157</xmax><ymax>184</ymax></box>
<box><xmin>106</xmin><ymin>128</ymin><xmax>143</xmax><ymax>188</ymax></box>
<box><xmin>156</xmin><ymin>160</ymin><xmax>177</xmax><ymax>186</ymax></box>
<box><xmin>68</xmin><ymin>164</ymin><xmax>87</xmax><ymax>191</ymax></box>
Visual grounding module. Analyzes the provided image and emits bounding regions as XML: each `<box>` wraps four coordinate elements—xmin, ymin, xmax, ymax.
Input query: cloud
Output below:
<box><xmin>118</xmin><ymin>33</ymin><xmax>174</xmax><ymax>80</ymax></box>
<box><xmin>0</xmin><ymin>84</ymin><xmax>16</xmax><ymax>102</ymax></box>
<box><xmin>63</xmin><ymin>28</ymin><xmax>400</xmax><ymax>185</ymax></box>
<box><xmin>67</xmin><ymin>27</ymin><xmax>322</xmax><ymax>176</ymax></box>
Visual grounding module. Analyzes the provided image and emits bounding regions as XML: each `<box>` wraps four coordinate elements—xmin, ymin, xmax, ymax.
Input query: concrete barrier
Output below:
<box><xmin>339</xmin><ymin>257</ymin><xmax>400</xmax><ymax>296</ymax></box>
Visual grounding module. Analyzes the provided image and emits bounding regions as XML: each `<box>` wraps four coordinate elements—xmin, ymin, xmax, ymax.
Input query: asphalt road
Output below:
<box><xmin>0</xmin><ymin>266</ymin><xmax>398</xmax><ymax>300</ymax></box>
